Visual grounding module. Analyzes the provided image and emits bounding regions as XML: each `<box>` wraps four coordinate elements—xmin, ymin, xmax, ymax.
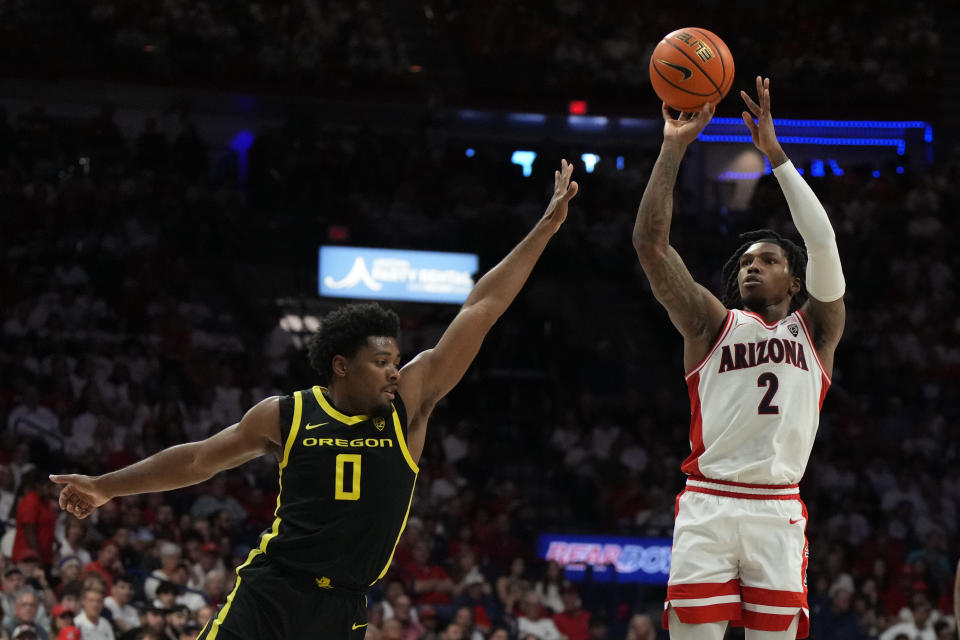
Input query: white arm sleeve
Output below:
<box><xmin>772</xmin><ymin>160</ymin><xmax>846</xmax><ymax>302</ymax></box>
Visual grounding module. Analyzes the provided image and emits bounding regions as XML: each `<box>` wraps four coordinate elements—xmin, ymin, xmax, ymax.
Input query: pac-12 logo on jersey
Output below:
<box><xmin>373</xmin><ymin>417</ymin><xmax>386</xmax><ymax>431</ymax></box>
<box><xmin>787</xmin><ymin>323</ymin><xmax>799</xmax><ymax>337</ymax></box>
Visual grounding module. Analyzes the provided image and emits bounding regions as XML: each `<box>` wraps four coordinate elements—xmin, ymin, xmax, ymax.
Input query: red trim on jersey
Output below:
<box><xmin>818</xmin><ymin>372</ymin><xmax>830</xmax><ymax>409</ymax></box>
<box><xmin>687</xmin><ymin>475</ymin><xmax>799</xmax><ymax>490</ymax></box>
<box><xmin>685</xmin><ymin>486</ymin><xmax>799</xmax><ymax>501</ymax></box>
<box><xmin>794</xmin><ymin>310</ymin><xmax>831</xmax><ymax>383</ymax></box>
<box><xmin>800</xmin><ymin>499</ymin><xmax>810</xmax><ymax>605</ymax></box>
<box><xmin>668</xmin><ymin>580</ymin><xmax>740</xmax><ymax>599</ymax></box>
<box><xmin>681</xmin><ymin>372</ymin><xmax>704</xmax><ymax>476</ymax></box>
<box><xmin>740</xmin><ymin>586</ymin><xmax>805</xmax><ymax>607</ymax></box>
<box><xmin>684</xmin><ymin>310</ymin><xmax>735</xmax><ymax>380</ymax></box>
<box><xmin>740</xmin><ymin>310</ymin><xmax>782</xmax><ymax>329</ymax></box>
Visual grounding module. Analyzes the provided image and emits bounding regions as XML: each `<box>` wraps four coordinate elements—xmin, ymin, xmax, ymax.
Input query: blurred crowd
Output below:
<box><xmin>0</xmin><ymin>1</ymin><xmax>942</xmax><ymax>113</ymax></box>
<box><xmin>1</xmin><ymin>82</ymin><xmax>959</xmax><ymax>640</ymax></box>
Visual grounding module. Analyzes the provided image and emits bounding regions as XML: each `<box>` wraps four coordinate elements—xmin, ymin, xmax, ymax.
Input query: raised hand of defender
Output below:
<box><xmin>49</xmin><ymin>473</ymin><xmax>110</xmax><ymax>519</ymax></box>
<box><xmin>541</xmin><ymin>158</ymin><xmax>579</xmax><ymax>232</ymax></box>
<box><xmin>662</xmin><ymin>101</ymin><xmax>715</xmax><ymax>148</ymax></box>
<box><xmin>740</xmin><ymin>76</ymin><xmax>787</xmax><ymax>166</ymax></box>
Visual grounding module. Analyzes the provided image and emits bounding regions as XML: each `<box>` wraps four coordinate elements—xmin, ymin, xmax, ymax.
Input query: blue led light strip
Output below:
<box><xmin>698</xmin><ymin>134</ymin><xmax>906</xmax><ymax>154</ymax></box>
<box><xmin>709</xmin><ymin>117</ymin><xmax>928</xmax><ymax>129</ymax></box>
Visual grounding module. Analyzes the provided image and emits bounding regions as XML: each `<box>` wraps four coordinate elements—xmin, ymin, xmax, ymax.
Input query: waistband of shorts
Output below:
<box><xmin>685</xmin><ymin>475</ymin><xmax>800</xmax><ymax>500</ymax></box>
<box><xmin>251</xmin><ymin>553</ymin><xmax>366</xmax><ymax>596</ymax></box>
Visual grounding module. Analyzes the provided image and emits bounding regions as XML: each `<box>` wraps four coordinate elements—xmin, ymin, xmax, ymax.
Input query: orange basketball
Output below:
<box><xmin>649</xmin><ymin>27</ymin><xmax>735</xmax><ymax>112</ymax></box>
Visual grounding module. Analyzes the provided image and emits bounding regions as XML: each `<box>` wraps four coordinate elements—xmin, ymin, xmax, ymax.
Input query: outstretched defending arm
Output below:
<box><xmin>633</xmin><ymin>102</ymin><xmax>729</xmax><ymax>373</ymax></box>
<box><xmin>397</xmin><ymin>160</ymin><xmax>578</xmax><ymax>456</ymax></box>
<box><xmin>741</xmin><ymin>76</ymin><xmax>845</xmax><ymax>369</ymax></box>
<box><xmin>51</xmin><ymin>396</ymin><xmax>281</xmax><ymax>518</ymax></box>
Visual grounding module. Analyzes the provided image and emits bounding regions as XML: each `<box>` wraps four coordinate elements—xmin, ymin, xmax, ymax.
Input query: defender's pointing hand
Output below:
<box><xmin>50</xmin><ymin>473</ymin><xmax>110</xmax><ymax>519</ymax></box>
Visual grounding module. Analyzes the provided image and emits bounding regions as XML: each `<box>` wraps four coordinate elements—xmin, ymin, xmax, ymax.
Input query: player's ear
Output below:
<box><xmin>788</xmin><ymin>275</ymin><xmax>802</xmax><ymax>297</ymax></box>
<box><xmin>332</xmin><ymin>355</ymin><xmax>348</xmax><ymax>378</ymax></box>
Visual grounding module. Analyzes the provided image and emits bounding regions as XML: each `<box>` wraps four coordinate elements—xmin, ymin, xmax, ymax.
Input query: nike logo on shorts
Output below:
<box><xmin>789</xmin><ymin>518</ymin><xmax>803</xmax><ymax>525</ymax></box>
<box><xmin>304</xmin><ymin>422</ymin><xmax>330</xmax><ymax>430</ymax></box>
<box><xmin>352</xmin><ymin>623</ymin><xmax>368</xmax><ymax>630</ymax></box>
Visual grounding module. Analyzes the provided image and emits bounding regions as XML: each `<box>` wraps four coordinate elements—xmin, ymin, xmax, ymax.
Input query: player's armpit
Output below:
<box><xmin>799</xmin><ymin>297</ymin><xmax>845</xmax><ymax>371</ymax></box>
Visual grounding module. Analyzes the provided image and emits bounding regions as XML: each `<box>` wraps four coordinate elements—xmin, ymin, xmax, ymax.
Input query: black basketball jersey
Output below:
<box><xmin>250</xmin><ymin>385</ymin><xmax>418</xmax><ymax>589</ymax></box>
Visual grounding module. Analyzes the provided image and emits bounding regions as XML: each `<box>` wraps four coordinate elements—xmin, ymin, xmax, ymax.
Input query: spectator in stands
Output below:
<box><xmin>73</xmin><ymin>588</ymin><xmax>113</xmax><ymax>640</ymax></box>
<box><xmin>6</xmin><ymin>388</ymin><xmax>60</xmax><ymax>453</ymax></box>
<box><xmin>83</xmin><ymin>540</ymin><xmax>121</xmax><ymax>591</ymax></box>
<box><xmin>451</xmin><ymin>574</ymin><xmax>499</xmax><ymax>632</ymax></box>
<box><xmin>11</xmin><ymin>472</ymin><xmax>56</xmax><ymax>568</ymax></box>
<box><xmin>139</xmin><ymin>604</ymin><xmax>168</xmax><ymax>635</ymax></box>
<box><xmin>811</xmin><ymin>575</ymin><xmax>860</xmax><ymax>639</ymax></box>
<box><xmin>152</xmin><ymin>582</ymin><xmax>178</xmax><ymax>612</ymax></box>
<box><xmin>380</xmin><ymin>619</ymin><xmax>403</xmax><ymax>640</ymax></box>
<box><xmin>625</xmin><ymin>613</ymin><xmax>657</xmax><ymax>640</ymax></box>
<box><xmin>386</xmin><ymin>594</ymin><xmax>423</xmax><ymax>640</ymax></box>
<box><xmin>189</xmin><ymin>476</ymin><xmax>246</xmax><ymax>527</ymax></box>
<box><xmin>533</xmin><ymin>561</ymin><xmax>564</xmax><ymax>614</ymax></box>
<box><xmin>104</xmin><ymin>574</ymin><xmax>139</xmax><ymax>632</ymax></box>
<box><xmin>56</xmin><ymin>521</ymin><xmax>91</xmax><ymax>567</ymax></box>
<box><xmin>2</xmin><ymin>591</ymin><xmax>47</xmax><ymax>640</ymax></box>
<box><xmin>517</xmin><ymin>591</ymin><xmax>563</xmax><ymax>640</ymax></box>
<box><xmin>495</xmin><ymin>557</ymin><xmax>527</xmax><ymax>615</ymax></box>
<box><xmin>48</xmin><ymin>603</ymin><xmax>78</xmax><ymax>639</ymax></box>
<box><xmin>880</xmin><ymin>594</ymin><xmax>938</xmax><ymax>640</ymax></box>
<box><xmin>552</xmin><ymin>583</ymin><xmax>589</xmax><ymax>640</ymax></box>
<box><xmin>143</xmin><ymin>543</ymin><xmax>180</xmax><ymax>600</ymax></box>
<box><xmin>1</xmin><ymin>569</ymin><xmax>24</xmax><ymax>624</ymax></box>
<box><xmin>199</xmin><ymin>570</ymin><xmax>225</xmax><ymax>609</ymax></box>
<box><xmin>451</xmin><ymin>606</ymin><xmax>482</xmax><ymax>640</ymax></box>
<box><xmin>410</xmin><ymin>542</ymin><xmax>454</xmax><ymax>613</ymax></box>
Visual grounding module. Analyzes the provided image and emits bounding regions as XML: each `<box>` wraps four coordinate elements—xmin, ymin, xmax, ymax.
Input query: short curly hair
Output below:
<box><xmin>307</xmin><ymin>303</ymin><xmax>400</xmax><ymax>385</ymax></box>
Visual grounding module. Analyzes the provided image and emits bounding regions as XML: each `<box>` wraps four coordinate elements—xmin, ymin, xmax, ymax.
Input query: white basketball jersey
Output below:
<box><xmin>682</xmin><ymin>309</ymin><xmax>830</xmax><ymax>484</ymax></box>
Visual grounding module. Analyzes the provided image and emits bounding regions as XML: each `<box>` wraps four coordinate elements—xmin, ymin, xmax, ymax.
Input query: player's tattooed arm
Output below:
<box><xmin>634</xmin><ymin>104</ymin><xmax>728</xmax><ymax>369</ymax></box>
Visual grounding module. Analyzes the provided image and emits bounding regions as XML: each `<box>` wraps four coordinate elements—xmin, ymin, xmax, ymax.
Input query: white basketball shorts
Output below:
<box><xmin>664</xmin><ymin>476</ymin><xmax>810</xmax><ymax>638</ymax></box>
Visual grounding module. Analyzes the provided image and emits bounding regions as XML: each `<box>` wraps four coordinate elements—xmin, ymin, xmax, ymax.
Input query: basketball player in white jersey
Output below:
<box><xmin>632</xmin><ymin>76</ymin><xmax>846</xmax><ymax>640</ymax></box>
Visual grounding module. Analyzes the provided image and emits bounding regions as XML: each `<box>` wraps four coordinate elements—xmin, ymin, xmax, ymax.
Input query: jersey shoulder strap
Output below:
<box><xmin>393</xmin><ymin>392</ymin><xmax>409</xmax><ymax>440</ymax></box>
<box><xmin>277</xmin><ymin>393</ymin><xmax>297</xmax><ymax>444</ymax></box>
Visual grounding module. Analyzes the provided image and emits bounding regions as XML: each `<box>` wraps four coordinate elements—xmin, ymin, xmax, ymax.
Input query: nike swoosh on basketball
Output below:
<box><xmin>304</xmin><ymin>422</ymin><xmax>330</xmax><ymax>430</ymax></box>
<box><xmin>352</xmin><ymin>623</ymin><xmax>368</xmax><ymax>630</ymax></box>
<box><xmin>789</xmin><ymin>518</ymin><xmax>803</xmax><ymax>525</ymax></box>
<box><xmin>656</xmin><ymin>58</ymin><xmax>693</xmax><ymax>81</ymax></box>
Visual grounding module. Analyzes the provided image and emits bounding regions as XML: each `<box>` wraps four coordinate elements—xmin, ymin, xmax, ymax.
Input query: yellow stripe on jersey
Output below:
<box><xmin>392</xmin><ymin>409</ymin><xmax>418</xmax><ymax>474</ymax></box>
<box><xmin>371</xmin><ymin>410</ymin><xmax>419</xmax><ymax>584</ymax></box>
<box><xmin>258</xmin><ymin>391</ymin><xmax>303</xmax><ymax>554</ymax></box>
<box><xmin>206</xmin><ymin>548</ymin><xmax>261</xmax><ymax>639</ymax></box>
<box><xmin>312</xmin><ymin>385</ymin><xmax>370</xmax><ymax>424</ymax></box>
<box><xmin>373</xmin><ymin>476</ymin><xmax>417</xmax><ymax>584</ymax></box>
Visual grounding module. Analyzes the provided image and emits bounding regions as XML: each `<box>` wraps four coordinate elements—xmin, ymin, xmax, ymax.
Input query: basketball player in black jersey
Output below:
<box><xmin>50</xmin><ymin>160</ymin><xmax>580</xmax><ymax>639</ymax></box>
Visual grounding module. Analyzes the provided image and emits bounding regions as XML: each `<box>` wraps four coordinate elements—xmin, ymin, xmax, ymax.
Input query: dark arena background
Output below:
<box><xmin>1</xmin><ymin>2</ymin><xmax>958</xmax><ymax>639</ymax></box>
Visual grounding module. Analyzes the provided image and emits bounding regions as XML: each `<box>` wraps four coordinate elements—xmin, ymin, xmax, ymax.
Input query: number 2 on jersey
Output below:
<box><xmin>335</xmin><ymin>453</ymin><xmax>361</xmax><ymax>500</ymax></box>
<box><xmin>757</xmin><ymin>372</ymin><xmax>780</xmax><ymax>415</ymax></box>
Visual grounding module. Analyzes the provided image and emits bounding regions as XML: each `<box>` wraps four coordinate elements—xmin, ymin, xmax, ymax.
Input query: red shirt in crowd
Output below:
<box><xmin>411</xmin><ymin>565</ymin><xmax>453</xmax><ymax>605</ymax></box>
<box><xmin>553</xmin><ymin>609</ymin><xmax>591</xmax><ymax>640</ymax></box>
<box><xmin>12</xmin><ymin>489</ymin><xmax>56</xmax><ymax>565</ymax></box>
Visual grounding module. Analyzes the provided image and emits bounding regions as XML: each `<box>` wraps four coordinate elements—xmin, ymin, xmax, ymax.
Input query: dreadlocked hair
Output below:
<box><xmin>307</xmin><ymin>303</ymin><xmax>400</xmax><ymax>385</ymax></box>
<box><xmin>721</xmin><ymin>229</ymin><xmax>809</xmax><ymax>312</ymax></box>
